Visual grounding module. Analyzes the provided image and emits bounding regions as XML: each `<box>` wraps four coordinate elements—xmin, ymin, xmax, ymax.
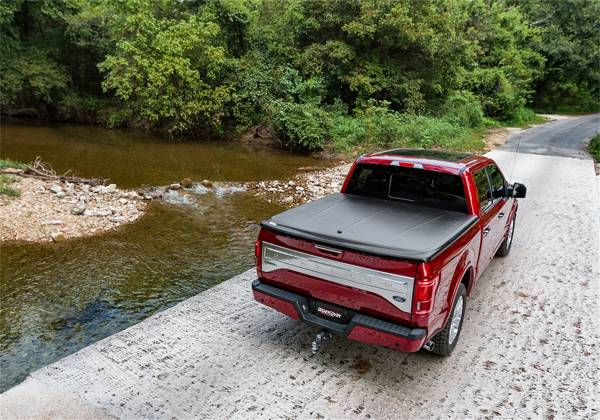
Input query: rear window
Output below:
<box><xmin>345</xmin><ymin>164</ymin><xmax>467</xmax><ymax>213</ymax></box>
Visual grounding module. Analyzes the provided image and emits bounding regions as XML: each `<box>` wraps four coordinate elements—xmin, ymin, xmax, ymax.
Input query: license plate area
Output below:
<box><xmin>309</xmin><ymin>300</ymin><xmax>354</xmax><ymax>324</ymax></box>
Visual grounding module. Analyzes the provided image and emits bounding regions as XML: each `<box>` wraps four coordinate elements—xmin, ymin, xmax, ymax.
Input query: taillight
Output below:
<box><xmin>255</xmin><ymin>240</ymin><xmax>262</xmax><ymax>277</ymax></box>
<box><xmin>414</xmin><ymin>274</ymin><xmax>439</xmax><ymax>314</ymax></box>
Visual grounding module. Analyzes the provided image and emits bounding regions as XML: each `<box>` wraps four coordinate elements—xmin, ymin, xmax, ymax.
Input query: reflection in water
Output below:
<box><xmin>0</xmin><ymin>120</ymin><xmax>318</xmax><ymax>391</ymax></box>
<box><xmin>0</xmin><ymin>120</ymin><xmax>327</xmax><ymax>187</ymax></box>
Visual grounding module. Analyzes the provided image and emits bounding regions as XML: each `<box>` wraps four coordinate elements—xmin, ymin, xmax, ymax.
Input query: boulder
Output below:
<box><xmin>169</xmin><ymin>183</ymin><xmax>182</xmax><ymax>190</ymax></box>
<box><xmin>181</xmin><ymin>178</ymin><xmax>193</xmax><ymax>188</ymax></box>
<box><xmin>71</xmin><ymin>204</ymin><xmax>86</xmax><ymax>216</ymax></box>
<box><xmin>201</xmin><ymin>180</ymin><xmax>213</xmax><ymax>188</ymax></box>
<box><xmin>56</xmin><ymin>191</ymin><xmax>66</xmax><ymax>199</ymax></box>
<box><xmin>106</xmin><ymin>184</ymin><xmax>118</xmax><ymax>194</ymax></box>
<box><xmin>49</xmin><ymin>184</ymin><xmax>63</xmax><ymax>194</ymax></box>
<box><xmin>51</xmin><ymin>232</ymin><xmax>66</xmax><ymax>242</ymax></box>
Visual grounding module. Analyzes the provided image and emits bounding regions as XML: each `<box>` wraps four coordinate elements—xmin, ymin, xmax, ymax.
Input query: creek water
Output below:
<box><xmin>0</xmin><ymin>120</ymin><xmax>327</xmax><ymax>391</ymax></box>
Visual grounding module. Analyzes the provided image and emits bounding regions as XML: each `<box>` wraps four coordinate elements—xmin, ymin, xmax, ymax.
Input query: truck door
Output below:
<box><xmin>486</xmin><ymin>164</ymin><xmax>510</xmax><ymax>252</ymax></box>
<box><xmin>473</xmin><ymin>167</ymin><xmax>503</xmax><ymax>268</ymax></box>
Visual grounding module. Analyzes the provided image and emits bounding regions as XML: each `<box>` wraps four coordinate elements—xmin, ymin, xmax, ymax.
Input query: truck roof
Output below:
<box><xmin>359</xmin><ymin>149</ymin><xmax>491</xmax><ymax>175</ymax></box>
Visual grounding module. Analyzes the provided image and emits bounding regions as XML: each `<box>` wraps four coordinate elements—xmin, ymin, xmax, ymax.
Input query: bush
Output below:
<box><xmin>330</xmin><ymin>101</ymin><xmax>474</xmax><ymax>153</ymax></box>
<box><xmin>442</xmin><ymin>92</ymin><xmax>484</xmax><ymax>128</ymax></box>
<box><xmin>468</xmin><ymin>68</ymin><xmax>525</xmax><ymax>121</ymax></box>
<box><xmin>270</xmin><ymin>101</ymin><xmax>330</xmax><ymax>151</ymax></box>
<box><xmin>589</xmin><ymin>134</ymin><xmax>600</xmax><ymax>162</ymax></box>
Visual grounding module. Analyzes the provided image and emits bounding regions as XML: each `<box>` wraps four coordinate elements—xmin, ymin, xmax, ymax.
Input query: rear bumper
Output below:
<box><xmin>252</xmin><ymin>279</ymin><xmax>427</xmax><ymax>352</ymax></box>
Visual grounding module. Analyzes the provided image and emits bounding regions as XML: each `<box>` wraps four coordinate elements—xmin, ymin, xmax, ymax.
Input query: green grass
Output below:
<box><xmin>0</xmin><ymin>159</ymin><xmax>27</xmax><ymax>170</ymax></box>
<box><xmin>0</xmin><ymin>174</ymin><xmax>21</xmax><ymax>197</ymax></box>
<box><xmin>481</xmin><ymin>108</ymin><xmax>546</xmax><ymax>129</ymax></box>
<box><xmin>588</xmin><ymin>134</ymin><xmax>600</xmax><ymax>161</ymax></box>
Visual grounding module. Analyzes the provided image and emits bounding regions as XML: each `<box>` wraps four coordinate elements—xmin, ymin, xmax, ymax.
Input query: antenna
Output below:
<box><xmin>509</xmin><ymin>131</ymin><xmax>522</xmax><ymax>182</ymax></box>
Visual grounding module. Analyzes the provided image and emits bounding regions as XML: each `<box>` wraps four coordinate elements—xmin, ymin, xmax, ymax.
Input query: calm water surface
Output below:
<box><xmin>0</xmin><ymin>120</ymin><xmax>325</xmax><ymax>391</ymax></box>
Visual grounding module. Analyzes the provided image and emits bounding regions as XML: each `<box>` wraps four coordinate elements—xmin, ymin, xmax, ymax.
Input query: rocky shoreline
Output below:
<box><xmin>0</xmin><ymin>175</ymin><xmax>146</xmax><ymax>242</ymax></box>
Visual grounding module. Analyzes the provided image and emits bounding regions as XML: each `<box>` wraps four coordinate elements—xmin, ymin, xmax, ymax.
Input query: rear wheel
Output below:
<box><xmin>496</xmin><ymin>215</ymin><xmax>516</xmax><ymax>257</ymax></box>
<box><xmin>430</xmin><ymin>284</ymin><xmax>466</xmax><ymax>357</ymax></box>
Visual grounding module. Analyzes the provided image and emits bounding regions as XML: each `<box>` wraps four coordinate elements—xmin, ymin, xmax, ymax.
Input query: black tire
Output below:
<box><xmin>496</xmin><ymin>214</ymin><xmax>516</xmax><ymax>257</ymax></box>
<box><xmin>430</xmin><ymin>284</ymin><xmax>467</xmax><ymax>357</ymax></box>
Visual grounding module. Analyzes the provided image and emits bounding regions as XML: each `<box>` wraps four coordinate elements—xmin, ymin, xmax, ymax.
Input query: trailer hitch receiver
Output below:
<box><xmin>311</xmin><ymin>330</ymin><xmax>333</xmax><ymax>354</ymax></box>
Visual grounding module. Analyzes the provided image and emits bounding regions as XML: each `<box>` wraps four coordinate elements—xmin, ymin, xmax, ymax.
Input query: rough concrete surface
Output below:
<box><xmin>1</xmin><ymin>117</ymin><xmax>599</xmax><ymax>419</ymax></box>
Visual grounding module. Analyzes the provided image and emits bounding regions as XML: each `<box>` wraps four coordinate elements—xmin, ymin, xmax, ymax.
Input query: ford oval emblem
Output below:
<box><xmin>393</xmin><ymin>296</ymin><xmax>405</xmax><ymax>302</ymax></box>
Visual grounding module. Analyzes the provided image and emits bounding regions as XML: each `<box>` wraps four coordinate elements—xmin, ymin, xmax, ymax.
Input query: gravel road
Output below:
<box><xmin>1</xmin><ymin>115</ymin><xmax>599</xmax><ymax>419</ymax></box>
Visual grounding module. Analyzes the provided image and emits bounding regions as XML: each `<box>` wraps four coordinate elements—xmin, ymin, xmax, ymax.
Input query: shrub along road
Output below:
<box><xmin>1</xmin><ymin>115</ymin><xmax>599</xmax><ymax>419</ymax></box>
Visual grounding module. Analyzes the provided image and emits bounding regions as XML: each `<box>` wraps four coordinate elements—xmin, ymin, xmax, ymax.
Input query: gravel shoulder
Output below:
<box><xmin>0</xmin><ymin>176</ymin><xmax>146</xmax><ymax>242</ymax></box>
<box><xmin>1</xmin><ymin>147</ymin><xmax>598</xmax><ymax>418</ymax></box>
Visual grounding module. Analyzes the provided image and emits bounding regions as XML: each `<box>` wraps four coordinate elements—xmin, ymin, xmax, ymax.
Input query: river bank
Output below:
<box><xmin>249</xmin><ymin>124</ymin><xmax>527</xmax><ymax>206</ymax></box>
<box><xmin>0</xmin><ymin>173</ymin><xmax>146</xmax><ymax>242</ymax></box>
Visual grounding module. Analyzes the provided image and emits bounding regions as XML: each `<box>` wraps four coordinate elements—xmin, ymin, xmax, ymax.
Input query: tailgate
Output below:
<box><xmin>258</xmin><ymin>228</ymin><xmax>417</xmax><ymax>324</ymax></box>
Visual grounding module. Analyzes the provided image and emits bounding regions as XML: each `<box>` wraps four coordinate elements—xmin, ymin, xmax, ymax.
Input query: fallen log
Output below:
<box><xmin>0</xmin><ymin>157</ymin><xmax>108</xmax><ymax>186</ymax></box>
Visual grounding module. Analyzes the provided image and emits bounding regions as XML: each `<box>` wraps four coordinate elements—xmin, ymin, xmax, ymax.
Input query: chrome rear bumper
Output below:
<box><xmin>261</xmin><ymin>242</ymin><xmax>414</xmax><ymax>313</ymax></box>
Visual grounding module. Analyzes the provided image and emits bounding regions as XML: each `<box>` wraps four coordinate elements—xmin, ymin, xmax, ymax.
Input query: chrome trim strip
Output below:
<box><xmin>261</xmin><ymin>242</ymin><xmax>414</xmax><ymax>313</ymax></box>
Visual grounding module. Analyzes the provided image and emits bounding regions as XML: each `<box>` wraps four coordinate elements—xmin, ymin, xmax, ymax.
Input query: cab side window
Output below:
<box><xmin>474</xmin><ymin>169</ymin><xmax>492</xmax><ymax>211</ymax></box>
<box><xmin>487</xmin><ymin>164</ymin><xmax>506</xmax><ymax>200</ymax></box>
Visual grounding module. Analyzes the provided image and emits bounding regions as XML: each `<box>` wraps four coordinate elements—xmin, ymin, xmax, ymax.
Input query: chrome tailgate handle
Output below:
<box><xmin>314</xmin><ymin>244</ymin><xmax>343</xmax><ymax>256</ymax></box>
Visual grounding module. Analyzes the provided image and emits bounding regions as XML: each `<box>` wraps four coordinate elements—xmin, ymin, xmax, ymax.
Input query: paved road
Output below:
<box><xmin>1</xmin><ymin>116</ymin><xmax>599</xmax><ymax>419</ymax></box>
<box><xmin>501</xmin><ymin>113</ymin><xmax>599</xmax><ymax>159</ymax></box>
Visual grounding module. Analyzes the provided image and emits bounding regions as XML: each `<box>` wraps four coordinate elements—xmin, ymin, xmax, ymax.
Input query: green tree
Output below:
<box><xmin>99</xmin><ymin>7</ymin><xmax>230</xmax><ymax>133</ymax></box>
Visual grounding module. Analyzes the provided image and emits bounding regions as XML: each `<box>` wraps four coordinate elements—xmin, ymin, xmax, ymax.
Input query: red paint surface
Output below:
<box><xmin>253</xmin><ymin>290</ymin><xmax>299</xmax><ymax>320</ymax></box>
<box><xmin>347</xmin><ymin>325</ymin><xmax>425</xmax><ymax>352</ymax></box>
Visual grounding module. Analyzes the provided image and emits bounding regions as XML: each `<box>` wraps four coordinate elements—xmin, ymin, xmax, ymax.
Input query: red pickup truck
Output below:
<box><xmin>252</xmin><ymin>149</ymin><xmax>526</xmax><ymax>356</ymax></box>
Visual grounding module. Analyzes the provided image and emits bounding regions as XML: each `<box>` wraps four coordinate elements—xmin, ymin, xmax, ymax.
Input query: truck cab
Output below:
<box><xmin>253</xmin><ymin>149</ymin><xmax>526</xmax><ymax>356</ymax></box>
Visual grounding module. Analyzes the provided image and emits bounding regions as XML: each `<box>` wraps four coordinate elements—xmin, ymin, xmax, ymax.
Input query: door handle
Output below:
<box><xmin>483</xmin><ymin>228</ymin><xmax>491</xmax><ymax>236</ymax></box>
<box><xmin>498</xmin><ymin>212</ymin><xmax>505</xmax><ymax>219</ymax></box>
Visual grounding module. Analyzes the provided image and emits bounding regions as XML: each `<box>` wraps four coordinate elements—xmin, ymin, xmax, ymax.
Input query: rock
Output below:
<box><xmin>42</xmin><ymin>220</ymin><xmax>63</xmax><ymax>225</ymax></box>
<box><xmin>109</xmin><ymin>216</ymin><xmax>127</xmax><ymax>223</ymax></box>
<box><xmin>56</xmin><ymin>191</ymin><xmax>66</xmax><ymax>199</ymax></box>
<box><xmin>35</xmin><ymin>185</ymin><xmax>46</xmax><ymax>193</ymax></box>
<box><xmin>128</xmin><ymin>191</ymin><xmax>139</xmax><ymax>200</ymax></box>
<box><xmin>51</xmin><ymin>232</ymin><xmax>66</xmax><ymax>242</ymax></box>
<box><xmin>282</xmin><ymin>196</ymin><xmax>294</xmax><ymax>204</ymax></box>
<box><xmin>71</xmin><ymin>204</ymin><xmax>86</xmax><ymax>216</ymax></box>
<box><xmin>81</xmin><ymin>184</ymin><xmax>90</xmax><ymax>193</ymax></box>
<box><xmin>95</xmin><ymin>208</ymin><xmax>113</xmax><ymax>217</ymax></box>
<box><xmin>181</xmin><ymin>178</ymin><xmax>193</xmax><ymax>188</ymax></box>
<box><xmin>118</xmin><ymin>198</ymin><xmax>129</xmax><ymax>205</ymax></box>
<box><xmin>201</xmin><ymin>180</ymin><xmax>213</xmax><ymax>188</ymax></box>
<box><xmin>106</xmin><ymin>184</ymin><xmax>118</xmax><ymax>194</ymax></box>
<box><xmin>49</xmin><ymin>184</ymin><xmax>63</xmax><ymax>194</ymax></box>
<box><xmin>143</xmin><ymin>194</ymin><xmax>153</xmax><ymax>200</ymax></box>
<box><xmin>2</xmin><ymin>167</ymin><xmax>22</xmax><ymax>174</ymax></box>
<box><xmin>169</xmin><ymin>183</ymin><xmax>182</xmax><ymax>190</ymax></box>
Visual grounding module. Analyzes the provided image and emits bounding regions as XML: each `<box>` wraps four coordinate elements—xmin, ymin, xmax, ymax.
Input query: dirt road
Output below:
<box><xmin>1</xmin><ymin>115</ymin><xmax>599</xmax><ymax>419</ymax></box>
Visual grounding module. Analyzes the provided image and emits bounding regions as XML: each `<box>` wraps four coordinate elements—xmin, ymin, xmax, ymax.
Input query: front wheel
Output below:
<box><xmin>430</xmin><ymin>284</ymin><xmax>467</xmax><ymax>356</ymax></box>
<box><xmin>496</xmin><ymin>214</ymin><xmax>516</xmax><ymax>257</ymax></box>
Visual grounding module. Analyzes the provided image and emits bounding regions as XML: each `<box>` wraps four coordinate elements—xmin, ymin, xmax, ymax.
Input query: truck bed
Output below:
<box><xmin>262</xmin><ymin>193</ymin><xmax>478</xmax><ymax>262</ymax></box>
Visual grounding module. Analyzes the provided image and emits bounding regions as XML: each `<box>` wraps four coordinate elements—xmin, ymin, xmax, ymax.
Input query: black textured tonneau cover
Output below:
<box><xmin>262</xmin><ymin>193</ymin><xmax>478</xmax><ymax>262</ymax></box>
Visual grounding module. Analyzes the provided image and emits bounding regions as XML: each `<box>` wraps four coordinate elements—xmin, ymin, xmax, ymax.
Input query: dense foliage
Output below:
<box><xmin>1</xmin><ymin>0</ymin><xmax>598</xmax><ymax>149</ymax></box>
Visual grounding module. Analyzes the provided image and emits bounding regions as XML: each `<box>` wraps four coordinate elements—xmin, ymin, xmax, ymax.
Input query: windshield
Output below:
<box><xmin>345</xmin><ymin>164</ymin><xmax>467</xmax><ymax>213</ymax></box>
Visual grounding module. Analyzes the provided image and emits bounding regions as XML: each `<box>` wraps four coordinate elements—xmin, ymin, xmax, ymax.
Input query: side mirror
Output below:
<box><xmin>511</xmin><ymin>182</ymin><xmax>527</xmax><ymax>198</ymax></box>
